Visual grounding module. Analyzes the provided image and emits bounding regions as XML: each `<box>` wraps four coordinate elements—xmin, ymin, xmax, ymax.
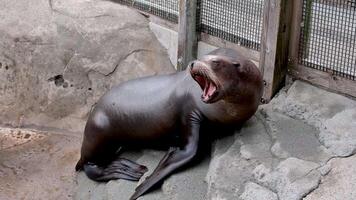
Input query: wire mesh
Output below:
<box><xmin>299</xmin><ymin>0</ymin><xmax>356</xmax><ymax>80</ymax></box>
<box><xmin>113</xmin><ymin>0</ymin><xmax>179</xmax><ymax>23</ymax></box>
<box><xmin>197</xmin><ymin>0</ymin><xmax>265</xmax><ymax>51</ymax></box>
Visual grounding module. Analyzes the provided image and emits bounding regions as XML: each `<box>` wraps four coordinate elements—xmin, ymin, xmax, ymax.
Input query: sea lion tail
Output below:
<box><xmin>82</xmin><ymin>158</ymin><xmax>148</xmax><ymax>182</ymax></box>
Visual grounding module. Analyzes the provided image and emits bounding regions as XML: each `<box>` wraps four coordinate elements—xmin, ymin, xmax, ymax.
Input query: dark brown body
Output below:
<box><xmin>75</xmin><ymin>48</ymin><xmax>263</xmax><ymax>199</ymax></box>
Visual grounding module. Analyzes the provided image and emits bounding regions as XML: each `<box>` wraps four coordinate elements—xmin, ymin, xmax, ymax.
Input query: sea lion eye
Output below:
<box><xmin>212</xmin><ymin>60</ymin><xmax>220</xmax><ymax>65</ymax></box>
<box><xmin>211</xmin><ymin>60</ymin><xmax>220</xmax><ymax>68</ymax></box>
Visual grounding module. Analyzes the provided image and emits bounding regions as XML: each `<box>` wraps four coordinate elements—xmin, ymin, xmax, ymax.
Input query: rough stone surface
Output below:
<box><xmin>304</xmin><ymin>155</ymin><xmax>356</xmax><ymax>200</ymax></box>
<box><xmin>320</xmin><ymin>108</ymin><xmax>356</xmax><ymax>156</ymax></box>
<box><xmin>0</xmin><ymin>127</ymin><xmax>80</xmax><ymax>200</ymax></box>
<box><xmin>203</xmin><ymin>81</ymin><xmax>356</xmax><ymax>200</ymax></box>
<box><xmin>239</xmin><ymin>182</ymin><xmax>278</xmax><ymax>200</ymax></box>
<box><xmin>205</xmin><ymin>116</ymin><xmax>274</xmax><ymax>199</ymax></box>
<box><xmin>0</xmin><ymin>0</ymin><xmax>174</xmax><ymax>133</ymax></box>
<box><xmin>260</xmin><ymin>110</ymin><xmax>332</xmax><ymax>164</ymax></box>
<box><xmin>270</xmin><ymin>81</ymin><xmax>356</xmax><ymax>156</ymax></box>
<box><xmin>253</xmin><ymin>158</ymin><xmax>321</xmax><ymax>200</ymax></box>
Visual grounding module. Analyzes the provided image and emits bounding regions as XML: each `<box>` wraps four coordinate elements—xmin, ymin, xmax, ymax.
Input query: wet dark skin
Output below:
<box><xmin>75</xmin><ymin>48</ymin><xmax>263</xmax><ymax>199</ymax></box>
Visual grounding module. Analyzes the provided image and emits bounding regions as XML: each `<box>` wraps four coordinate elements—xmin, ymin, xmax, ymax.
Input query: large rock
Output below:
<box><xmin>204</xmin><ymin>110</ymin><xmax>329</xmax><ymax>200</ymax></box>
<box><xmin>259</xmin><ymin>110</ymin><xmax>332</xmax><ymax>164</ymax></box>
<box><xmin>0</xmin><ymin>0</ymin><xmax>174</xmax><ymax>134</ymax></box>
<box><xmin>320</xmin><ymin>108</ymin><xmax>356</xmax><ymax>156</ymax></box>
<box><xmin>253</xmin><ymin>158</ymin><xmax>321</xmax><ymax>200</ymax></box>
<box><xmin>205</xmin><ymin>116</ymin><xmax>274</xmax><ymax>199</ymax></box>
<box><xmin>304</xmin><ymin>155</ymin><xmax>356</xmax><ymax>200</ymax></box>
<box><xmin>239</xmin><ymin>182</ymin><xmax>277</xmax><ymax>200</ymax></box>
<box><xmin>270</xmin><ymin>81</ymin><xmax>356</xmax><ymax>156</ymax></box>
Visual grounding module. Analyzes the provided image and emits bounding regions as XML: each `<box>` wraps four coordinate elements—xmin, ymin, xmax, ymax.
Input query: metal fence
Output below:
<box><xmin>113</xmin><ymin>0</ymin><xmax>179</xmax><ymax>23</ymax></box>
<box><xmin>114</xmin><ymin>0</ymin><xmax>265</xmax><ymax>51</ymax></box>
<box><xmin>197</xmin><ymin>0</ymin><xmax>264</xmax><ymax>51</ymax></box>
<box><xmin>298</xmin><ymin>0</ymin><xmax>356</xmax><ymax>80</ymax></box>
<box><xmin>106</xmin><ymin>0</ymin><xmax>356</xmax><ymax>99</ymax></box>
<box><xmin>114</xmin><ymin>0</ymin><xmax>356</xmax><ymax>85</ymax></box>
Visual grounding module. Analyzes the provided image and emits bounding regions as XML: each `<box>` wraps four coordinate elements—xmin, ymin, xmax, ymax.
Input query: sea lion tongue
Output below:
<box><xmin>192</xmin><ymin>72</ymin><xmax>217</xmax><ymax>103</ymax></box>
<box><xmin>202</xmin><ymin>80</ymin><xmax>216</xmax><ymax>102</ymax></box>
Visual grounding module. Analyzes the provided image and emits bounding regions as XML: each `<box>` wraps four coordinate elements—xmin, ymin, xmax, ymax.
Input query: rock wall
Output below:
<box><xmin>0</xmin><ymin>0</ymin><xmax>174</xmax><ymax>133</ymax></box>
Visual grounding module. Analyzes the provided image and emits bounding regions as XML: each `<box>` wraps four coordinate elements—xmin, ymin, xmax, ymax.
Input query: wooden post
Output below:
<box><xmin>259</xmin><ymin>0</ymin><xmax>293</xmax><ymax>103</ymax></box>
<box><xmin>288</xmin><ymin>0</ymin><xmax>303</xmax><ymax>66</ymax></box>
<box><xmin>177</xmin><ymin>0</ymin><xmax>198</xmax><ymax>71</ymax></box>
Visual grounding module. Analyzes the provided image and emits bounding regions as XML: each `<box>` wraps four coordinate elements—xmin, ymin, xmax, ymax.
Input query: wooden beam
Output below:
<box><xmin>288</xmin><ymin>0</ymin><xmax>303</xmax><ymax>66</ymax></box>
<box><xmin>177</xmin><ymin>0</ymin><xmax>198</xmax><ymax>71</ymax></box>
<box><xmin>259</xmin><ymin>0</ymin><xmax>293</xmax><ymax>103</ymax></box>
<box><xmin>289</xmin><ymin>65</ymin><xmax>356</xmax><ymax>99</ymax></box>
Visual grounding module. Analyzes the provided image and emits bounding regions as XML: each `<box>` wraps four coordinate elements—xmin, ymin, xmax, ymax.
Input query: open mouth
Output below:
<box><xmin>191</xmin><ymin>71</ymin><xmax>219</xmax><ymax>103</ymax></box>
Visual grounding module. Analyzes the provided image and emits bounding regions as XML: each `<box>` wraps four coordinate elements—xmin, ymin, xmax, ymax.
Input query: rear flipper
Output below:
<box><xmin>129</xmin><ymin>111</ymin><xmax>201</xmax><ymax>200</ymax></box>
<box><xmin>84</xmin><ymin>158</ymin><xmax>148</xmax><ymax>182</ymax></box>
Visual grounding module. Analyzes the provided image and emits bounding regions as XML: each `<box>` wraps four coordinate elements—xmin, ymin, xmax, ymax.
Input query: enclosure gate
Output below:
<box><xmin>113</xmin><ymin>0</ymin><xmax>356</xmax><ymax>101</ymax></box>
<box><xmin>289</xmin><ymin>0</ymin><xmax>356</xmax><ymax>98</ymax></box>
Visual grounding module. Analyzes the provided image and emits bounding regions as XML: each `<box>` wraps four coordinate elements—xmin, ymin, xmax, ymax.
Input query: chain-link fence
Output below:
<box><xmin>299</xmin><ymin>0</ymin><xmax>356</xmax><ymax>80</ymax></box>
<box><xmin>197</xmin><ymin>0</ymin><xmax>264</xmax><ymax>51</ymax></box>
<box><xmin>114</xmin><ymin>0</ymin><xmax>356</xmax><ymax>81</ymax></box>
<box><xmin>114</xmin><ymin>0</ymin><xmax>265</xmax><ymax>51</ymax></box>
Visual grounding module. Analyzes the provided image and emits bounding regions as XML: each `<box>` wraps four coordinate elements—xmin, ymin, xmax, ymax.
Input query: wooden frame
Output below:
<box><xmin>177</xmin><ymin>0</ymin><xmax>198</xmax><ymax>71</ymax></box>
<box><xmin>288</xmin><ymin>0</ymin><xmax>303</xmax><ymax>65</ymax></box>
<box><xmin>288</xmin><ymin>0</ymin><xmax>356</xmax><ymax>99</ymax></box>
<box><xmin>259</xmin><ymin>0</ymin><xmax>293</xmax><ymax>103</ymax></box>
<box><xmin>289</xmin><ymin>65</ymin><xmax>356</xmax><ymax>99</ymax></box>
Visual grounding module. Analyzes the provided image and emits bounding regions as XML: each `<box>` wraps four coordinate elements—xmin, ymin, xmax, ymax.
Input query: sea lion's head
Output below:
<box><xmin>189</xmin><ymin>48</ymin><xmax>263</xmax><ymax>104</ymax></box>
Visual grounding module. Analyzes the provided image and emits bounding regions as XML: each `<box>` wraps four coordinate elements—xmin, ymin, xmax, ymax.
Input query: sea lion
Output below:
<box><xmin>75</xmin><ymin>48</ymin><xmax>263</xmax><ymax>199</ymax></box>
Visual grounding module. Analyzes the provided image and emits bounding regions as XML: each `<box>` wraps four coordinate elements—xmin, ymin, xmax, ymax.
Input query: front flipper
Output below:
<box><xmin>129</xmin><ymin>111</ymin><xmax>202</xmax><ymax>200</ymax></box>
